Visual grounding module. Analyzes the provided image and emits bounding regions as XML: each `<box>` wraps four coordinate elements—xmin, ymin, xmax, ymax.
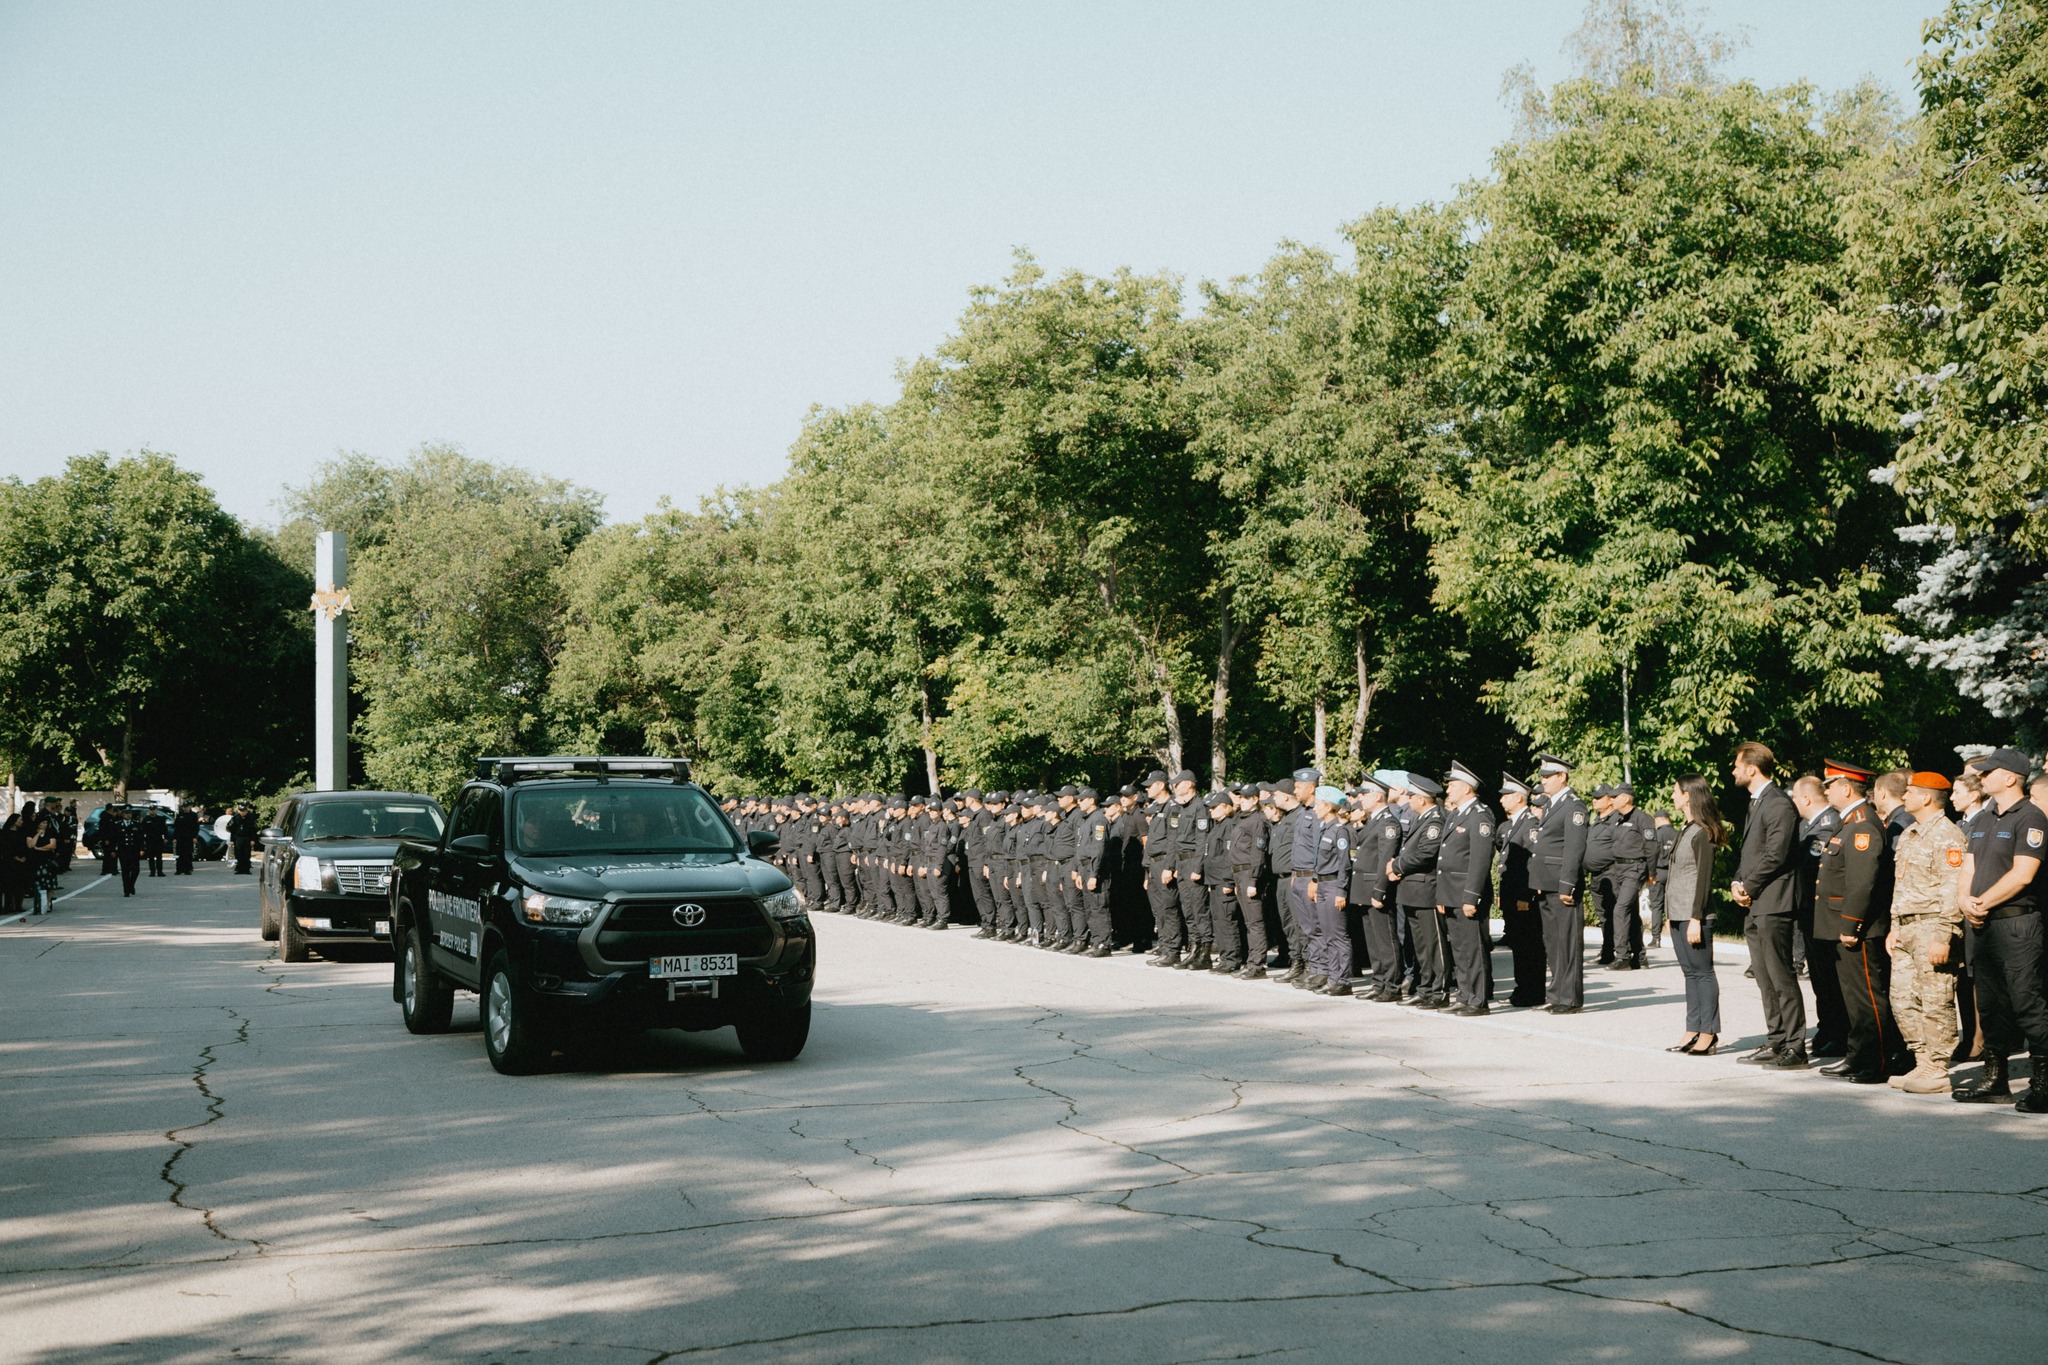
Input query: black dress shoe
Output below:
<box><xmin>1818</xmin><ymin>1059</ymin><xmax>1857</xmax><ymax>1076</ymax></box>
<box><xmin>1547</xmin><ymin>1004</ymin><xmax>1581</xmax><ymax>1015</ymax></box>
<box><xmin>1844</xmin><ymin>1070</ymin><xmax>1887</xmax><ymax>1084</ymax></box>
<box><xmin>1085</xmin><ymin>944</ymin><xmax>1111</xmax><ymax>958</ymax></box>
<box><xmin>1738</xmin><ymin>1047</ymin><xmax>1781</xmax><ymax>1065</ymax></box>
<box><xmin>1762</xmin><ymin>1051</ymin><xmax>1811</xmax><ymax>1070</ymax></box>
<box><xmin>1452</xmin><ymin>1004</ymin><xmax>1489</xmax><ymax>1017</ymax></box>
<box><xmin>1810</xmin><ymin>1040</ymin><xmax>1847</xmax><ymax>1059</ymax></box>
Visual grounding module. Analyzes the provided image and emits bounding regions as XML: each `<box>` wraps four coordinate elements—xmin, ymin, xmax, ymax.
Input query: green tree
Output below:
<box><xmin>0</xmin><ymin>451</ymin><xmax>310</xmax><ymax>799</ymax></box>
<box><xmin>1846</xmin><ymin>1</ymin><xmax>2048</xmax><ymax>739</ymax></box>
<box><xmin>285</xmin><ymin>445</ymin><xmax>603</xmax><ymax>800</ymax></box>
<box><xmin>1429</xmin><ymin>74</ymin><xmax>1912</xmax><ymax>782</ymax></box>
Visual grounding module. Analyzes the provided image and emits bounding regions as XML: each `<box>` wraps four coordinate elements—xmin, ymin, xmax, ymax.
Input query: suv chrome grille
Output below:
<box><xmin>333</xmin><ymin>861</ymin><xmax>392</xmax><ymax>895</ymax></box>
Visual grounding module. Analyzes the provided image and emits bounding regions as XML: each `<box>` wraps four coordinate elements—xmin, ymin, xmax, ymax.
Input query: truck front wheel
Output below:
<box><xmin>482</xmin><ymin>949</ymin><xmax>550</xmax><ymax>1074</ymax></box>
<box><xmin>736</xmin><ymin>1004</ymin><xmax>810</xmax><ymax>1062</ymax></box>
<box><xmin>400</xmin><ymin>928</ymin><xmax>455</xmax><ymax>1034</ymax></box>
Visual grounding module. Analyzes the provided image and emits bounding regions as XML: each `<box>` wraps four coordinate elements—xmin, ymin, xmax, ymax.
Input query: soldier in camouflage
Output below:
<box><xmin>1886</xmin><ymin>770</ymin><xmax>1969</xmax><ymax>1094</ymax></box>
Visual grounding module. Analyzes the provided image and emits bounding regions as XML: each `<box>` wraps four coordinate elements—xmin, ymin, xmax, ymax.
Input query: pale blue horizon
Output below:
<box><xmin>1</xmin><ymin>1</ymin><xmax>1937</xmax><ymax>528</ymax></box>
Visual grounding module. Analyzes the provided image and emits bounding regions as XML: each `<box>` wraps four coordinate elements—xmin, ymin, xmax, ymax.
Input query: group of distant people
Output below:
<box><xmin>0</xmin><ymin>800</ymin><xmax>74</xmax><ymax>916</ymax></box>
<box><xmin>728</xmin><ymin>739</ymin><xmax>2048</xmax><ymax>1116</ymax></box>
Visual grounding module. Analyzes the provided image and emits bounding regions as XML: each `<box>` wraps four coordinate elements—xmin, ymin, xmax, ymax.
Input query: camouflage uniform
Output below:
<box><xmin>1888</xmin><ymin>811</ymin><xmax>1966</xmax><ymax>1085</ymax></box>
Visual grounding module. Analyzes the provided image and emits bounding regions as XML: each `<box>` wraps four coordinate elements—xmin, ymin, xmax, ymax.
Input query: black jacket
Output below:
<box><xmin>1734</xmin><ymin>783</ymin><xmax>1800</xmax><ymax>918</ymax></box>
<box><xmin>1531</xmin><ymin>789</ymin><xmax>1588</xmax><ymax>896</ymax></box>
<box><xmin>1435</xmin><ymin>798</ymin><xmax>1494</xmax><ymax>909</ymax></box>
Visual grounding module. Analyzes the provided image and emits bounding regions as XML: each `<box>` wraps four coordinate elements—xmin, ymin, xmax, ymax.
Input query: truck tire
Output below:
<box><xmin>259</xmin><ymin>889</ymin><xmax>280</xmax><ymax>942</ymax></box>
<box><xmin>736</xmin><ymin>1003</ymin><xmax>810</xmax><ymax>1063</ymax></box>
<box><xmin>482</xmin><ymin>949</ymin><xmax>550</xmax><ymax>1074</ymax></box>
<box><xmin>280</xmin><ymin>899</ymin><xmax>310</xmax><ymax>962</ymax></box>
<box><xmin>400</xmin><ymin>927</ymin><xmax>455</xmax><ymax>1034</ymax></box>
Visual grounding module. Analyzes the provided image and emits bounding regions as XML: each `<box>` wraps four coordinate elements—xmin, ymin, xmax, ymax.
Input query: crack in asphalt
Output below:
<box><xmin>156</xmin><ymin>1005</ymin><xmax>261</xmax><ymax>1254</ymax></box>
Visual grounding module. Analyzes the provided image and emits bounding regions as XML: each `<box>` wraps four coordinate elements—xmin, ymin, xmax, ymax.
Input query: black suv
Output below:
<box><xmin>258</xmin><ymin>791</ymin><xmax>448</xmax><ymax>960</ymax></box>
<box><xmin>387</xmin><ymin>757</ymin><xmax>813</xmax><ymax>1073</ymax></box>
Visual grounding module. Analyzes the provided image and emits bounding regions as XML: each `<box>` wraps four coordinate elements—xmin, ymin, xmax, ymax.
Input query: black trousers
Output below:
<box><xmin>1082</xmin><ymin>876</ymin><xmax>1114</xmax><ymax>947</ymax></box>
<box><xmin>1597</xmin><ymin>869</ymin><xmax>1645</xmax><ymax>964</ymax></box>
<box><xmin>1540</xmin><ymin>892</ymin><xmax>1584</xmax><ymax>1008</ymax></box>
<box><xmin>1402</xmin><ymin>901</ymin><xmax>1447</xmax><ymax>999</ymax></box>
<box><xmin>889</xmin><ymin>871</ymin><xmax>917</xmax><ymax>921</ymax></box>
<box><xmin>1804</xmin><ymin>931</ymin><xmax>1848</xmax><ymax>1048</ymax></box>
<box><xmin>232</xmin><ymin>840</ymin><xmax>253</xmax><ymax>874</ymax></box>
<box><xmin>1967</xmin><ymin>913</ymin><xmax>2048</xmax><ymax>1061</ymax></box>
<box><xmin>966</xmin><ymin>867</ymin><xmax>997</xmax><ymax>927</ymax></box>
<box><xmin>1501</xmin><ymin>901</ymin><xmax>1547</xmax><ymax>1003</ymax></box>
<box><xmin>1267</xmin><ymin>873</ymin><xmax>1301</xmax><ymax>967</ymax></box>
<box><xmin>1745</xmin><ymin>911</ymin><xmax>1806</xmax><ymax>1053</ymax></box>
<box><xmin>1445</xmin><ymin>906</ymin><xmax>1490</xmax><ymax>1007</ymax></box>
<box><xmin>1175</xmin><ymin>867</ymin><xmax>1210</xmax><ymax>947</ymax></box>
<box><xmin>1229</xmin><ymin>871</ymin><xmax>1267</xmax><ymax>967</ymax></box>
<box><xmin>1836</xmin><ymin>935</ymin><xmax>1901</xmax><ymax>1073</ymax></box>
<box><xmin>174</xmin><ymin>838</ymin><xmax>195</xmax><ymax>875</ymax></box>
<box><xmin>120</xmin><ymin>852</ymin><xmax>141</xmax><ymax>895</ymax></box>
<box><xmin>1146</xmin><ymin>869</ymin><xmax>1181</xmax><ymax>953</ymax></box>
<box><xmin>1363</xmin><ymin>901</ymin><xmax>1400</xmax><ymax>991</ymax></box>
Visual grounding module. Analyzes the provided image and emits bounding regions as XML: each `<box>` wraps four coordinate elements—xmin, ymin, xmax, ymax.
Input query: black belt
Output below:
<box><xmin>1986</xmin><ymin>904</ymin><xmax>2038</xmax><ymax>922</ymax></box>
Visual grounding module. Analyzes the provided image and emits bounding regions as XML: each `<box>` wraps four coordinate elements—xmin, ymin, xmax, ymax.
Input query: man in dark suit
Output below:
<box><xmin>1730</xmin><ymin>741</ymin><xmax>1807</xmax><ymax>1069</ymax></box>
<box><xmin>1531</xmin><ymin>754</ymin><xmax>1590</xmax><ymax>1013</ymax></box>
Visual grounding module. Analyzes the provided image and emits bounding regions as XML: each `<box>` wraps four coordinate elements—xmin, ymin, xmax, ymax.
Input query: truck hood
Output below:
<box><xmin>505</xmin><ymin>853</ymin><xmax>790</xmax><ymax>901</ymax></box>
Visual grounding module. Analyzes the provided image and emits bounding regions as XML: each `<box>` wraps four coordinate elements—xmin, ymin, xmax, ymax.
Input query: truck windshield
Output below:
<box><xmin>511</xmin><ymin>786</ymin><xmax>738</xmax><ymax>857</ymax></box>
<box><xmin>298</xmin><ymin>801</ymin><xmax>446</xmax><ymax>841</ymax></box>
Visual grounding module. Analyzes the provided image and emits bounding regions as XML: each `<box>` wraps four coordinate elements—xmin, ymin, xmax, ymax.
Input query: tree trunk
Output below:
<box><xmin>1345</xmin><ymin>625</ymin><xmax>1377</xmax><ymax>774</ymax></box>
<box><xmin>1210</xmin><ymin>594</ymin><xmax>1240</xmax><ymax>789</ymax></box>
<box><xmin>919</xmin><ymin>679</ymin><xmax>941</xmax><ymax>796</ymax></box>
<box><xmin>114</xmin><ymin>716</ymin><xmax>135</xmax><ymax>802</ymax></box>
<box><xmin>1159</xmin><ymin>680</ymin><xmax>1183</xmax><ymax>776</ymax></box>
<box><xmin>1312</xmin><ymin>695</ymin><xmax>1327</xmax><ymax>770</ymax></box>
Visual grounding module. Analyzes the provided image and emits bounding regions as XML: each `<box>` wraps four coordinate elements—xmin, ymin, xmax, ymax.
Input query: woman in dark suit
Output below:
<box><xmin>1665</xmin><ymin>775</ymin><xmax>1727</xmax><ymax>1055</ymax></box>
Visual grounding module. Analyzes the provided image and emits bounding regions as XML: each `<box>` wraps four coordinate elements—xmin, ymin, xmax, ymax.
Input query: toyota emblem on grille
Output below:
<box><xmin>673</xmin><ymin>904</ymin><xmax>707</xmax><ymax>927</ymax></box>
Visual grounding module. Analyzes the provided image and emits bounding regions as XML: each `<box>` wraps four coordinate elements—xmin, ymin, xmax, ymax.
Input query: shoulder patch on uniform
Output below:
<box><xmin>1479</xmin><ymin>823</ymin><xmax>1492</xmax><ymax>837</ymax></box>
<box><xmin>1854</xmin><ymin>831</ymin><xmax>1871</xmax><ymax>851</ymax></box>
<box><xmin>2031</xmin><ymin>828</ymin><xmax>2045</xmax><ymax>850</ymax></box>
<box><xmin>1571</xmin><ymin>812</ymin><xmax>1585</xmax><ymax>826</ymax></box>
<box><xmin>1947</xmin><ymin>849</ymin><xmax>1964</xmax><ymax>867</ymax></box>
<box><xmin>1337</xmin><ymin>836</ymin><xmax>1349</xmax><ymax>850</ymax></box>
<box><xmin>1196</xmin><ymin>818</ymin><xmax>1209</xmax><ymax>830</ymax></box>
<box><xmin>1424</xmin><ymin>824</ymin><xmax>1441</xmax><ymax>840</ymax></box>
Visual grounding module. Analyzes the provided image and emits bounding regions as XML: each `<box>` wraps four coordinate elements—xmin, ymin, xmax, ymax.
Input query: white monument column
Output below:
<box><xmin>312</xmin><ymin>532</ymin><xmax>351</xmax><ymax>792</ymax></box>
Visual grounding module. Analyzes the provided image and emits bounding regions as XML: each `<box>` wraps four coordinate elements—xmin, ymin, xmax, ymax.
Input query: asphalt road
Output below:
<box><xmin>3</xmin><ymin>863</ymin><xmax>2044</xmax><ymax>1364</ymax></box>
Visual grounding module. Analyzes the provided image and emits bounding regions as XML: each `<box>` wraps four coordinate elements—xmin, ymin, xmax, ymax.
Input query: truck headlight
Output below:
<box><xmin>522</xmin><ymin>892</ymin><xmax>602</xmax><ymax>926</ymax></box>
<box><xmin>761</xmin><ymin>889</ymin><xmax>805</xmax><ymax>922</ymax></box>
<box><xmin>293</xmin><ymin>857</ymin><xmax>336</xmax><ymax>891</ymax></box>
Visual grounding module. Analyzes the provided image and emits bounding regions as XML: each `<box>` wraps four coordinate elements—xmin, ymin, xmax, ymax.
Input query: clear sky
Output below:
<box><xmin>1</xmin><ymin>1</ymin><xmax>1937</xmax><ymax>528</ymax></box>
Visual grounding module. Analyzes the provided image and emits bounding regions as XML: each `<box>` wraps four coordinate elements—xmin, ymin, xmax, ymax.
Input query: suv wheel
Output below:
<box><xmin>280</xmin><ymin>899</ymin><xmax>310</xmax><ymax>963</ymax></box>
<box><xmin>736</xmin><ymin>1003</ymin><xmax>811</xmax><ymax>1063</ymax></box>
<box><xmin>400</xmin><ymin>928</ymin><xmax>455</xmax><ymax>1034</ymax></box>
<box><xmin>482</xmin><ymin>949</ymin><xmax>550</xmax><ymax>1074</ymax></box>
<box><xmin>259</xmin><ymin>889</ymin><xmax>280</xmax><ymax>942</ymax></box>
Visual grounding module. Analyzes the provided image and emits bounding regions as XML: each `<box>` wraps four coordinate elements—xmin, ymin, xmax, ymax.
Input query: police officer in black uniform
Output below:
<box><xmin>1391</xmin><ymin>775</ymin><xmax>1448</xmax><ymax>1009</ymax></box>
<box><xmin>172</xmin><ymin>802</ymin><xmax>199</xmax><ymax>875</ymax></box>
<box><xmin>228</xmin><ymin>800</ymin><xmax>257</xmax><ymax>875</ymax></box>
<box><xmin>1438</xmin><ymin>762</ymin><xmax>1496</xmax><ymax>1016</ymax></box>
<box><xmin>1496</xmin><ymin>773</ymin><xmax>1545</xmax><ymax>1007</ymax></box>
<box><xmin>1954</xmin><ymin>747</ymin><xmax>2048</xmax><ymax>1111</ymax></box>
<box><xmin>1074</xmin><ymin>788</ymin><xmax>1116</xmax><ymax>956</ymax></box>
<box><xmin>1813</xmin><ymin>760</ymin><xmax>1905</xmax><ymax>1083</ymax></box>
<box><xmin>1532</xmin><ymin>755</ymin><xmax>1590</xmax><ymax>1013</ymax></box>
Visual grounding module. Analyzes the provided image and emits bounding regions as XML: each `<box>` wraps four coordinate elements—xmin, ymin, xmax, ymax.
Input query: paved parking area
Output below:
<box><xmin>2</xmin><ymin>867</ymin><xmax>2042</xmax><ymax>1362</ymax></box>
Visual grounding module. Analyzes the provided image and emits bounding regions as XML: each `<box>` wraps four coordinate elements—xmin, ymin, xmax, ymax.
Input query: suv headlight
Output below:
<box><xmin>293</xmin><ymin>857</ymin><xmax>336</xmax><ymax>891</ymax></box>
<box><xmin>522</xmin><ymin>892</ymin><xmax>603</xmax><ymax>926</ymax></box>
<box><xmin>760</xmin><ymin>889</ymin><xmax>805</xmax><ymax>922</ymax></box>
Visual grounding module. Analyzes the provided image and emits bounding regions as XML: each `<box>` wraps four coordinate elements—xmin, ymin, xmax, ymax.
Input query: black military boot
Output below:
<box><xmin>1954</xmin><ymin>1055</ymin><xmax>2011</xmax><ymax>1103</ymax></box>
<box><xmin>1183</xmin><ymin>944</ymin><xmax>1213</xmax><ymax>971</ymax></box>
<box><xmin>2015</xmin><ymin>1059</ymin><xmax>2048</xmax><ymax>1115</ymax></box>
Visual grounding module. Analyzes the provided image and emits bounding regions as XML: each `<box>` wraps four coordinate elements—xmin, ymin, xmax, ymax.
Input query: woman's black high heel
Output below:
<box><xmin>1684</xmin><ymin>1035</ymin><xmax>1718</xmax><ymax>1056</ymax></box>
<box><xmin>1666</xmin><ymin>1035</ymin><xmax>1699</xmax><ymax>1053</ymax></box>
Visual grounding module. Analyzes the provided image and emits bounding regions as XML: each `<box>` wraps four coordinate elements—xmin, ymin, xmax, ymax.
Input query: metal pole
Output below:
<box><xmin>313</xmin><ymin>532</ymin><xmax>350</xmax><ymax>792</ymax></box>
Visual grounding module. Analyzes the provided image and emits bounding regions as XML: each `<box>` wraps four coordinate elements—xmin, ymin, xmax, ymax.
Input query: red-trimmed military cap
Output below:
<box><xmin>1822</xmin><ymin>758</ymin><xmax>1876</xmax><ymax>786</ymax></box>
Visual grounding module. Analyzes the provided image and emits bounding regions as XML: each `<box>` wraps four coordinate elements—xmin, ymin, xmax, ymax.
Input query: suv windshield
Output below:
<box><xmin>511</xmin><ymin>785</ymin><xmax>739</xmax><ymax>857</ymax></box>
<box><xmin>298</xmin><ymin>800</ymin><xmax>446</xmax><ymax>841</ymax></box>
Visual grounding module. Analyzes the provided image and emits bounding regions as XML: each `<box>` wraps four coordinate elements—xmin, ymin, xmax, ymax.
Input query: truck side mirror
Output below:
<box><xmin>449</xmin><ymin>834</ymin><xmax>492</xmax><ymax>856</ymax></box>
<box><xmin>747</xmin><ymin>830</ymin><xmax>780</xmax><ymax>859</ymax></box>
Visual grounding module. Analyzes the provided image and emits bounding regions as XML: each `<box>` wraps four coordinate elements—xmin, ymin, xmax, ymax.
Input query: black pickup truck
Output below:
<box><xmin>388</xmin><ymin>757</ymin><xmax>813</xmax><ymax>1073</ymax></box>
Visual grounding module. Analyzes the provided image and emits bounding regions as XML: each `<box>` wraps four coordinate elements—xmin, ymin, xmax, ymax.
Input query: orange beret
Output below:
<box><xmin>1909</xmin><ymin>771</ymin><xmax>1951</xmax><ymax>791</ymax></box>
